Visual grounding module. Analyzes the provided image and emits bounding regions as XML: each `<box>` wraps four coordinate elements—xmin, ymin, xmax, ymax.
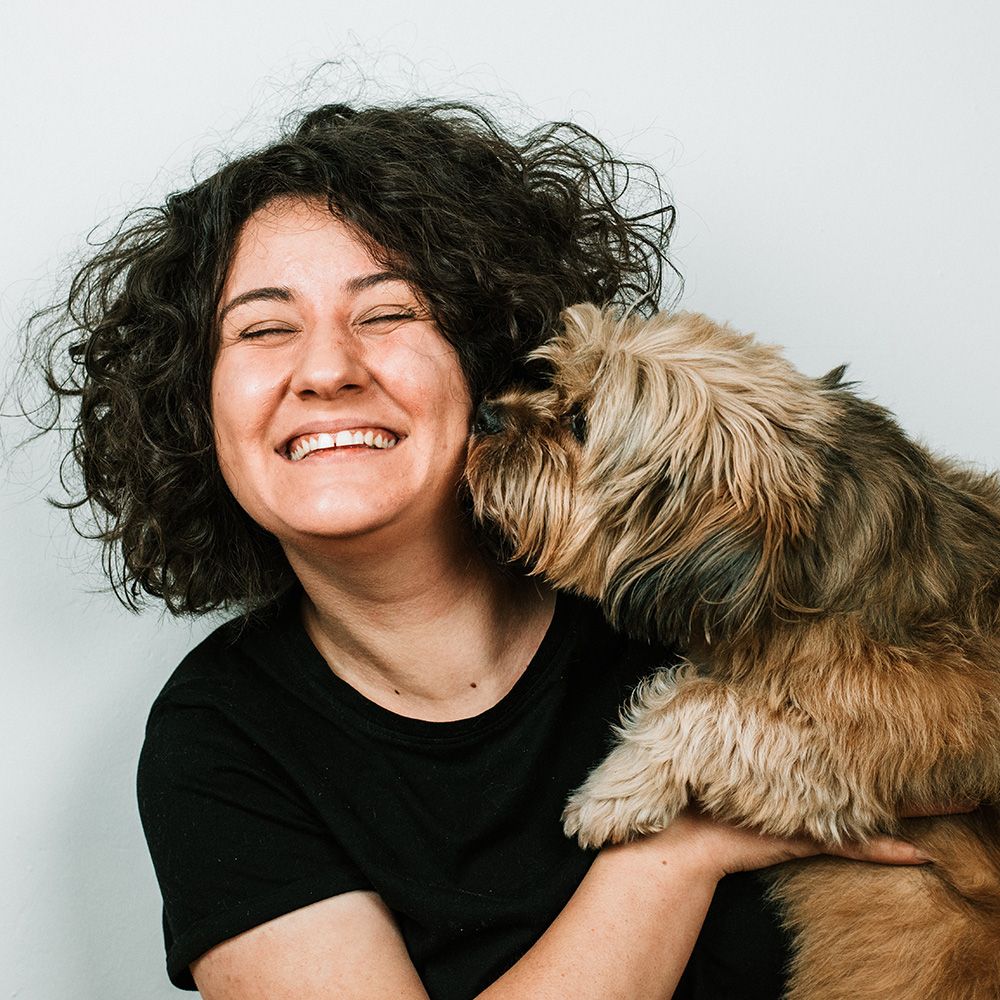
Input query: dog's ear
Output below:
<box><xmin>665</xmin><ymin>527</ymin><xmax>767</xmax><ymax>641</ymax></box>
<box><xmin>606</xmin><ymin>523</ymin><xmax>766</xmax><ymax>644</ymax></box>
<box><xmin>557</xmin><ymin>302</ymin><xmax>620</xmax><ymax>355</ymax></box>
<box><xmin>818</xmin><ymin>364</ymin><xmax>853</xmax><ymax>391</ymax></box>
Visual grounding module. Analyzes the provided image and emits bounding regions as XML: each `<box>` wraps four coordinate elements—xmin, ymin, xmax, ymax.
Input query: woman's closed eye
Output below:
<box><xmin>229</xmin><ymin>300</ymin><xmax>424</xmax><ymax>346</ymax></box>
<box><xmin>359</xmin><ymin>310</ymin><xmax>417</xmax><ymax>326</ymax></box>
<box><xmin>236</xmin><ymin>325</ymin><xmax>297</xmax><ymax>341</ymax></box>
<box><xmin>234</xmin><ymin>311</ymin><xmax>417</xmax><ymax>341</ymax></box>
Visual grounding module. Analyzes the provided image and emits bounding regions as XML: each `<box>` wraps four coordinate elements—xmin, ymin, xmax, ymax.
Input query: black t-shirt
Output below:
<box><xmin>137</xmin><ymin>588</ymin><xmax>790</xmax><ymax>998</ymax></box>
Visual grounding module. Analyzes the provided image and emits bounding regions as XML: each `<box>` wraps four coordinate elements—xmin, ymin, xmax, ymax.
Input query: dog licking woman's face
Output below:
<box><xmin>465</xmin><ymin>303</ymin><xmax>835</xmax><ymax>632</ymax></box>
<box><xmin>465</xmin><ymin>312</ymin><xmax>603</xmax><ymax>595</ymax></box>
<box><xmin>466</xmin><ymin>301</ymin><xmax>670</xmax><ymax>599</ymax></box>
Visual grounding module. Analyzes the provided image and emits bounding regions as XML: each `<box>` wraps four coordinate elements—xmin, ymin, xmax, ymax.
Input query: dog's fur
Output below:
<box><xmin>465</xmin><ymin>304</ymin><xmax>1000</xmax><ymax>1000</ymax></box>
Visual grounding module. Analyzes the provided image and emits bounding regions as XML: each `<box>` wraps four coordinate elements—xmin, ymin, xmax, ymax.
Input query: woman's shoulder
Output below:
<box><xmin>140</xmin><ymin>590</ymin><xmax>307</xmax><ymax>770</ymax></box>
<box><xmin>149</xmin><ymin>590</ymin><xmax>299</xmax><ymax>702</ymax></box>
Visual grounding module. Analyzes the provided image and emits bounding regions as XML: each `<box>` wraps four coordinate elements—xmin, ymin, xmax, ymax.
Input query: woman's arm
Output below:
<box><xmin>190</xmin><ymin>810</ymin><xmax>929</xmax><ymax>1000</ymax></box>
<box><xmin>191</xmin><ymin>890</ymin><xmax>429</xmax><ymax>1000</ymax></box>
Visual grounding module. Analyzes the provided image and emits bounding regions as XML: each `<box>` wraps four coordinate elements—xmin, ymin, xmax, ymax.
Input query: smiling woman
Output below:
<box><xmin>212</xmin><ymin>198</ymin><xmax>472</xmax><ymax>552</ymax></box>
<box><xmin>33</xmin><ymin>102</ymin><xmax>670</xmax><ymax>616</ymax></box>
<box><xmin>29</xmin><ymin>100</ymin><xmax>934</xmax><ymax>1000</ymax></box>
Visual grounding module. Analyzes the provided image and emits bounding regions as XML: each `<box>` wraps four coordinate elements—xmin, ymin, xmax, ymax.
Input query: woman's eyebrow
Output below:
<box><xmin>218</xmin><ymin>272</ymin><xmax>410</xmax><ymax>325</ymax></box>
<box><xmin>218</xmin><ymin>286</ymin><xmax>292</xmax><ymax>324</ymax></box>
<box><xmin>341</xmin><ymin>269</ymin><xmax>409</xmax><ymax>295</ymax></box>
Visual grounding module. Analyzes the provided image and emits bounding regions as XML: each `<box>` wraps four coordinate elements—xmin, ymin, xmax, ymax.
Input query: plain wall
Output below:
<box><xmin>2</xmin><ymin>1</ymin><xmax>997</xmax><ymax>996</ymax></box>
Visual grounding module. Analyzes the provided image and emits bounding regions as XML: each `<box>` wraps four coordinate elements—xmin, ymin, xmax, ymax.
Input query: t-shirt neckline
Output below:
<box><xmin>256</xmin><ymin>588</ymin><xmax>578</xmax><ymax>745</ymax></box>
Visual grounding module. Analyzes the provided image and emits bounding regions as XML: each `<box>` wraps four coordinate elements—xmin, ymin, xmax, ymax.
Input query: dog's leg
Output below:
<box><xmin>568</xmin><ymin>620</ymin><xmax>1000</xmax><ymax>849</ymax></box>
<box><xmin>563</xmin><ymin>665</ymin><xmax>707</xmax><ymax>847</ymax></box>
<box><xmin>563</xmin><ymin>663</ymin><xmax>890</xmax><ymax>848</ymax></box>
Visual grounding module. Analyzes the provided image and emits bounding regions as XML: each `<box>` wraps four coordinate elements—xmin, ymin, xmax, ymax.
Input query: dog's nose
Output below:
<box><xmin>473</xmin><ymin>401</ymin><xmax>505</xmax><ymax>436</ymax></box>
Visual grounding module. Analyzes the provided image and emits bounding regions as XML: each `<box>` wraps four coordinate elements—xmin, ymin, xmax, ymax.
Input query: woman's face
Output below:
<box><xmin>212</xmin><ymin>197</ymin><xmax>473</xmax><ymax>552</ymax></box>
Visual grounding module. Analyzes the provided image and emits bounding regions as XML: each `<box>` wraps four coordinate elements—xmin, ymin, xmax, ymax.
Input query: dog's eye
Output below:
<box><xmin>567</xmin><ymin>404</ymin><xmax>587</xmax><ymax>443</ymax></box>
<box><xmin>519</xmin><ymin>355</ymin><xmax>555</xmax><ymax>390</ymax></box>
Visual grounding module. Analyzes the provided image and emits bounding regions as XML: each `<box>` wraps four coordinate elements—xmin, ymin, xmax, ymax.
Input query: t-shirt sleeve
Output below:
<box><xmin>137</xmin><ymin>694</ymin><xmax>372</xmax><ymax>990</ymax></box>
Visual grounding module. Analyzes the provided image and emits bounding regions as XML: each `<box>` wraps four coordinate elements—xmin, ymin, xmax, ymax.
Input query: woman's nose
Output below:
<box><xmin>288</xmin><ymin>327</ymin><xmax>371</xmax><ymax>398</ymax></box>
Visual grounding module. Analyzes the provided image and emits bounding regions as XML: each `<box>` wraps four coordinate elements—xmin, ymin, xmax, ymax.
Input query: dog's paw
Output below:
<box><xmin>561</xmin><ymin>735</ymin><xmax>692</xmax><ymax>848</ymax></box>
<box><xmin>562</xmin><ymin>789</ymin><xmax>645</xmax><ymax>849</ymax></box>
<box><xmin>562</xmin><ymin>781</ymin><xmax>689</xmax><ymax>849</ymax></box>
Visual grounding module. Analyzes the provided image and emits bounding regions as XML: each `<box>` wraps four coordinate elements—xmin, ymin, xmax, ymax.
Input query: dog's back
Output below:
<box><xmin>751</xmin><ymin>368</ymin><xmax>1000</xmax><ymax>638</ymax></box>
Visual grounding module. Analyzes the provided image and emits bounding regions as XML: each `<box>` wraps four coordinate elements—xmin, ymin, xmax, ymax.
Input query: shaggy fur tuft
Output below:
<box><xmin>465</xmin><ymin>304</ymin><xmax>1000</xmax><ymax>1000</ymax></box>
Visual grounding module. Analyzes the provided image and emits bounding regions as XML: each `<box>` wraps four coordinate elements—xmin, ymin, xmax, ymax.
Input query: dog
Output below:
<box><xmin>465</xmin><ymin>303</ymin><xmax>1000</xmax><ymax>1000</ymax></box>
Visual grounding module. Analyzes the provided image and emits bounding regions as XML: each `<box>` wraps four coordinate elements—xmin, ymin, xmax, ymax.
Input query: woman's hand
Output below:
<box><xmin>630</xmin><ymin>809</ymin><xmax>913</xmax><ymax>885</ymax></box>
<box><xmin>637</xmin><ymin>802</ymin><xmax>978</xmax><ymax>884</ymax></box>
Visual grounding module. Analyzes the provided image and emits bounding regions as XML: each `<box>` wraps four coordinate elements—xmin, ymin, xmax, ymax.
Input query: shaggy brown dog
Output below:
<box><xmin>465</xmin><ymin>304</ymin><xmax>1000</xmax><ymax>1000</ymax></box>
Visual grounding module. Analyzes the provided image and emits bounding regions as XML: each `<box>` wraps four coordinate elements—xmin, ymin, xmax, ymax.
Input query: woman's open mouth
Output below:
<box><xmin>285</xmin><ymin>428</ymin><xmax>400</xmax><ymax>461</ymax></box>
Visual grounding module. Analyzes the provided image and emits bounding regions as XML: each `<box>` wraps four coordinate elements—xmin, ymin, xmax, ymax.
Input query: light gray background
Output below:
<box><xmin>2</xmin><ymin>1</ymin><xmax>997</xmax><ymax>997</ymax></box>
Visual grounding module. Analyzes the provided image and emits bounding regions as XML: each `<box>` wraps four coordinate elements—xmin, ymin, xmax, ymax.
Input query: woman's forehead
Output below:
<box><xmin>231</xmin><ymin>198</ymin><xmax>367</xmax><ymax>261</ymax></box>
<box><xmin>221</xmin><ymin>200</ymin><xmax>385</xmax><ymax>303</ymax></box>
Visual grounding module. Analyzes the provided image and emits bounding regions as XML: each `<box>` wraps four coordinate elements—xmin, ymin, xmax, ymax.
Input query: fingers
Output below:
<box><xmin>682</xmin><ymin>812</ymin><xmax>937</xmax><ymax>878</ymax></box>
<box><xmin>824</xmin><ymin>835</ymin><xmax>931</xmax><ymax>866</ymax></box>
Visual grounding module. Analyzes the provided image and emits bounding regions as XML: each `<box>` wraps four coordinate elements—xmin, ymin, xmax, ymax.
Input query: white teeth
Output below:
<box><xmin>288</xmin><ymin>428</ymin><xmax>399</xmax><ymax>461</ymax></box>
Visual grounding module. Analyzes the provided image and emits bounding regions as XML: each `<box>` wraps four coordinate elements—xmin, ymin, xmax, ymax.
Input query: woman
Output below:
<box><xmin>39</xmin><ymin>101</ymin><xmax>936</xmax><ymax>999</ymax></box>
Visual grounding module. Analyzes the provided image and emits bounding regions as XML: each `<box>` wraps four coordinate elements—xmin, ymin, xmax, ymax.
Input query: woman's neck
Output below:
<box><xmin>284</xmin><ymin>520</ymin><xmax>557</xmax><ymax>722</ymax></box>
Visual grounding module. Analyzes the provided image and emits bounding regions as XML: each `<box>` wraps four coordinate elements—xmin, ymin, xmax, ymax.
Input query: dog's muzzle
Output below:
<box><xmin>473</xmin><ymin>401</ymin><xmax>505</xmax><ymax>436</ymax></box>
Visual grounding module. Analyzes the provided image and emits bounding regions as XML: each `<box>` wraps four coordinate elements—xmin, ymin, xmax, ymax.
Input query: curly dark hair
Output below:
<box><xmin>31</xmin><ymin>99</ymin><xmax>677</xmax><ymax>615</ymax></box>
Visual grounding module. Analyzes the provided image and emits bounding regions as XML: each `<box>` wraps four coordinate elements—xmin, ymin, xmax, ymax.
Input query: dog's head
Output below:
<box><xmin>466</xmin><ymin>304</ymin><xmax>838</xmax><ymax>641</ymax></box>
